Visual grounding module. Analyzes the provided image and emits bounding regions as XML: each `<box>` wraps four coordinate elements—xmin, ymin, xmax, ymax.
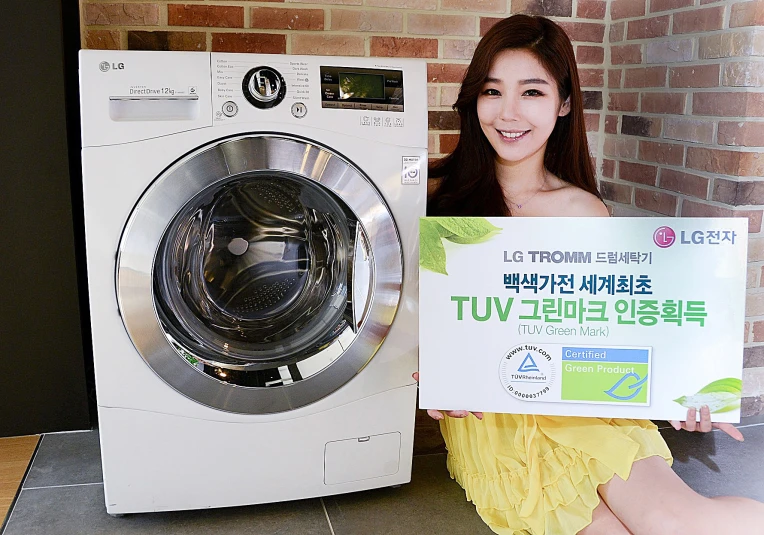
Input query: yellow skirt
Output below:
<box><xmin>440</xmin><ymin>414</ymin><xmax>673</xmax><ymax>535</ymax></box>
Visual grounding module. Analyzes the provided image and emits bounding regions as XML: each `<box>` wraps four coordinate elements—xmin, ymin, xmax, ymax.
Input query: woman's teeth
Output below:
<box><xmin>499</xmin><ymin>130</ymin><xmax>529</xmax><ymax>140</ymax></box>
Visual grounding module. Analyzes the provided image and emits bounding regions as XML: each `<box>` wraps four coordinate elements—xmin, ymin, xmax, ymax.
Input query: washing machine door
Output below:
<box><xmin>117</xmin><ymin>134</ymin><xmax>402</xmax><ymax>414</ymax></box>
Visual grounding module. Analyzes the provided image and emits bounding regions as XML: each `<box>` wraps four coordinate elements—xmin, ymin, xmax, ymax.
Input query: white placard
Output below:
<box><xmin>418</xmin><ymin>217</ymin><xmax>748</xmax><ymax>422</ymax></box>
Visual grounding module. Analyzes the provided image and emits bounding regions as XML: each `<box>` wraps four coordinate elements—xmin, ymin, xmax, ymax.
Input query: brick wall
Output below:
<box><xmin>80</xmin><ymin>0</ymin><xmax>764</xmax><ymax>416</ymax></box>
<box><xmin>601</xmin><ymin>0</ymin><xmax>764</xmax><ymax>416</ymax></box>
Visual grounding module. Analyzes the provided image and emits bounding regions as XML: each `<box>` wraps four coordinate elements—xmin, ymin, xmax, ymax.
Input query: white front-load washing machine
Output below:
<box><xmin>79</xmin><ymin>50</ymin><xmax>427</xmax><ymax>514</ymax></box>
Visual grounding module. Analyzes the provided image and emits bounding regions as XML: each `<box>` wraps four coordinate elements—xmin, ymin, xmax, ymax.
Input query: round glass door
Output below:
<box><xmin>117</xmin><ymin>134</ymin><xmax>402</xmax><ymax>414</ymax></box>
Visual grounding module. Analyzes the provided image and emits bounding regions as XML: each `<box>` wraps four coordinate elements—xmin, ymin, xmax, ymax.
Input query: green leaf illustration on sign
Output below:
<box><xmin>419</xmin><ymin>218</ymin><xmax>448</xmax><ymax>275</ymax></box>
<box><xmin>673</xmin><ymin>378</ymin><xmax>742</xmax><ymax>413</ymax></box>
<box><xmin>431</xmin><ymin>217</ymin><xmax>502</xmax><ymax>244</ymax></box>
<box><xmin>419</xmin><ymin>217</ymin><xmax>502</xmax><ymax>275</ymax></box>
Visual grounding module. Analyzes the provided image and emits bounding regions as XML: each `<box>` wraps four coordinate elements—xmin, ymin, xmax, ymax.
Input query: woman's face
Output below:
<box><xmin>476</xmin><ymin>48</ymin><xmax>570</xmax><ymax>168</ymax></box>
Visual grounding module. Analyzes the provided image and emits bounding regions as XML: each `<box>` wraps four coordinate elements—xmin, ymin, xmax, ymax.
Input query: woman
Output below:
<box><xmin>419</xmin><ymin>14</ymin><xmax>764</xmax><ymax>535</ymax></box>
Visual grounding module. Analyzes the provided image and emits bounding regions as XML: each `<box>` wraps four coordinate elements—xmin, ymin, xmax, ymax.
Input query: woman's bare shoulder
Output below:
<box><xmin>549</xmin><ymin>181</ymin><xmax>610</xmax><ymax>217</ymax></box>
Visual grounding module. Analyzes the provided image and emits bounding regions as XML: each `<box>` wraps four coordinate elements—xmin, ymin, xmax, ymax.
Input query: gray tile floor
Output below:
<box><xmin>4</xmin><ymin>421</ymin><xmax>764</xmax><ymax>535</ymax></box>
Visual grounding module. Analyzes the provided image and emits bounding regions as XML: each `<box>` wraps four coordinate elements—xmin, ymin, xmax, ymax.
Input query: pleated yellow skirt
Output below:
<box><xmin>440</xmin><ymin>414</ymin><xmax>673</xmax><ymax>535</ymax></box>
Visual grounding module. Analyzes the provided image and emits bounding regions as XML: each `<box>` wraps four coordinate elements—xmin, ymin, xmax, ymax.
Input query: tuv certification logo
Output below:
<box><xmin>499</xmin><ymin>344</ymin><xmax>555</xmax><ymax>401</ymax></box>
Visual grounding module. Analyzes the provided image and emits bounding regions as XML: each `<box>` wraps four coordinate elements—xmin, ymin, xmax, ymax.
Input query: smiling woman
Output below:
<box><xmin>423</xmin><ymin>13</ymin><xmax>764</xmax><ymax>535</ymax></box>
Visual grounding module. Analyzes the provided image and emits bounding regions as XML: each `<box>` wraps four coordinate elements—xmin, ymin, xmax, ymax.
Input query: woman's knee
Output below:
<box><xmin>577</xmin><ymin>500</ymin><xmax>630</xmax><ymax>535</ymax></box>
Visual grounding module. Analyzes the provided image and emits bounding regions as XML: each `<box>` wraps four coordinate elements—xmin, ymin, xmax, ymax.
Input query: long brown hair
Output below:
<box><xmin>428</xmin><ymin>14</ymin><xmax>601</xmax><ymax>216</ymax></box>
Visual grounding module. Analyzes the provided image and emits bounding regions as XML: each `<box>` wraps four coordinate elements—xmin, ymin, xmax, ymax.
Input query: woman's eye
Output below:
<box><xmin>482</xmin><ymin>88</ymin><xmax>500</xmax><ymax>96</ymax></box>
<box><xmin>523</xmin><ymin>89</ymin><xmax>544</xmax><ymax>97</ymax></box>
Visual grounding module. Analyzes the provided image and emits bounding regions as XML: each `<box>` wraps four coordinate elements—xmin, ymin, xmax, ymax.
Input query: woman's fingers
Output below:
<box><xmin>698</xmin><ymin>405</ymin><xmax>713</xmax><ymax>433</ymax></box>
<box><xmin>684</xmin><ymin>407</ymin><xmax>697</xmax><ymax>432</ymax></box>
<box><xmin>426</xmin><ymin>409</ymin><xmax>444</xmax><ymax>421</ymax></box>
<box><xmin>412</xmin><ymin>372</ymin><xmax>419</xmax><ymax>382</ymax></box>
<box><xmin>714</xmin><ymin>422</ymin><xmax>745</xmax><ymax>442</ymax></box>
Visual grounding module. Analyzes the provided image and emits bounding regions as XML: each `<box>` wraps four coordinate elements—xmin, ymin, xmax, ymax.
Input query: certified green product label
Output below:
<box><xmin>561</xmin><ymin>347</ymin><xmax>651</xmax><ymax>405</ymax></box>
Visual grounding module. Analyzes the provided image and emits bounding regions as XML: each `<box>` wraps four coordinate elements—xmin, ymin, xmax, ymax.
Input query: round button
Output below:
<box><xmin>222</xmin><ymin>101</ymin><xmax>238</xmax><ymax>117</ymax></box>
<box><xmin>291</xmin><ymin>102</ymin><xmax>307</xmax><ymax>119</ymax></box>
<box><xmin>242</xmin><ymin>67</ymin><xmax>287</xmax><ymax>109</ymax></box>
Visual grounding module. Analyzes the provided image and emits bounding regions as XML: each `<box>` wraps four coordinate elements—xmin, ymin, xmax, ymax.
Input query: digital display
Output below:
<box><xmin>338</xmin><ymin>72</ymin><xmax>386</xmax><ymax>100</ymax></box>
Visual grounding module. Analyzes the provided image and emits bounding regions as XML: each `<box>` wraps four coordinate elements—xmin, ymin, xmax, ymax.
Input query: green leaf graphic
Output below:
<box><xmin>432</xmin><ymin>217</ymin><xmax>502</xmax><ymax>244</ymax></box>
<box><xmin>697</xmin><ymin>378</ymin><xmax>742</xmax><ymax>395</ymax></box>
<box><xmin>673</xmin><ymin>378</ymin><xmax>742</xmax><ymax>413</ymax></box>
<box><xmin>419</xmin><ymin>218</ymin><xmax>448</xmax><ymax>275</ymax></box>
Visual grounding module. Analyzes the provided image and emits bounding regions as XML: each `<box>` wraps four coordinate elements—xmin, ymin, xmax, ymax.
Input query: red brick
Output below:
<box><xmin>693</xmin><ymin>92</ymin><xmax>764</xmax><ymax>117</ymax></box>
<box><xmin>730</xmin><ymin>0</ymin><xmax>764</xmax><ymax>28</ymax></box>
<box><xmin>427</xmin><ymin>63</ymin><xmax>468</xmax><ymax>83</ymax></box>
<box><xmin>511</xmin><ymin>0</ymin><xmax>573</xmax><ymax>16</ymax></box>
<box><xmin>428</xmin><ymin>133</ymin><xmax>438</xmax><ymax>155</ymax></box>
<box><xmin>440</xmin><ymin>133</ymin><xmax>459</xmax><ymax>153</ymax></box>
<box><xmin>212</xmin><ymin>33</ymin><xmax>285</xmax><ymax>53</ymax></box>
<box><xmin>604</xmin><ymin>137</ymin><xmax>638</xmax><ymax>158</ymax></box>
<box><xmin>443</xmin><ymin>0</ymin><xmax>504</xmax><ymax>11</ymax></box>
<box><xmin>577</xmin><ymin>0</ymin><xmax>606</xmax><ymax>19</ymax></box>
<box><xmin>664</xmin><ymin>118</ymin><xmax>715</xmax><ymax>144</ymax></box>
<box><xmin>611</xmin><ymin>44</ymin><xmax>642</xmax><ymax>65</ymax></box>
<box><xmin>294</xmin><ymin>34</ymin><xmax>364</xmax><ymax>56</ymax></box>
<box><xmin>408</xmin><ymin>14</ymin><xmax>475</xmax><ymax>36</ymax></box>
<box><xmin>659</xmin><ymin>169</ymin><xmax>709</xmax><ymax>199</ymax></box>
<box><xmin>83</xmin><ymin>3</ymin><xmax>159</xmax><ymax>26</ymax></box>
<box><xmin>611</xmin><ymin>0</ymin><xmax>645</xmax><ymax>20</ymax></box>
<box><xmin>556</xmin><ymin>22</ymin><xmax>605</xmax><ymax>43</ymax></box>
<box><xmin>619</xmin><ymin>161</ymin><xmax>658</xmax><ymax>186</ymax></box>
<box><xmin>745</xmin><ymin>321</ymin><xmax>751</xmax><ymax>342</ymax></box>
<box><xmin>429</xmin><ymin>111</ymin><xmax>460</xmax><ymax>130</ymax></box>
<box><xmin>601</xmin><ymin>159</ymin><xmax>616</xmax><ymax>178</ymax></box>
<box><xmin>608</xmin><ymin>69</ymin><xmax>622</xmax><ymax>89</ymax></box>
<box><xmin>480</xmin><ymin>17</ymin><xmax>503</xmax><ymax>36</ymax></box>
<box><xmin>127</xmin><ymin>30</ymin><xmax>205</xmax><ymax>51</ymax></box>
<box><xmin>331</xmin><ymin>12</ymin><xmax>400</xmax><ymax>33</ymax></box>
<box><xmin>672</xmin><ymin>6</ymin><xmax>725</xmax><ymax>34</ymax></box>
<box><xmin>610</xmin><ymin>21</ymin><xmax>625</xmax><ymax>43</ymax></box>
<box><xmin>584</xmin><ymin>113</ymin><xmax>600</xmax><ymax>132</ymax></box>
<box><xmin>724</xmin><ymin>62</ymin><xmax>764</xmax><ymax>88</ymax></box>
<box><xmin>427</xmin><ymin>86</ymin><xmax>438</xmax><ymax>107</ymax></box>
<box><xmin>576</xmin><ymin>46</ymin><xmax>604</xmax><ymax>65</ymax></box>
<box><xmin>624</xmin><ymin>66</ymin><xmax>667</xmax><ymax>88</ymax></box>
<box><xmin>86</xmin><ymin>30</ymin><xmax>121</xmax><ymax>50</ymax></box>
<box><xmin>753</xmin><ymin>321</ymin><xmax>764</xmax><ymax>342</ymax></box>
<box><xmin>440</xmin><ymin>86</ymin><xmax>460</xmax><ymax>107</ymax></box>
<box><xmin>253</xmin><ymin>8</ymin><xmax>324</xmax><ymax>30</ymax></box>
<box><xmin>750</xmin><ymin>239</ymin><xmax>764</xmax><ymax>262</ymax></box>
<box><xmin>608</xmin><ymin>92</ymin><xmax>639</xmax><ymax>111</ymax></box>
<box><xmin>443</xmin><ymin>39</ymin><xmax>478</xmax><ymax>60</ymax></box>
<box><xmin>645</xmin><ymin>38</ymin><xmax>693</xmax><ymax>63</ymax></box>
<box><xmin>681</xmin><ymin>200</ymin><xmax>762</xmax><ymax>233</ymax></box>
<box><xmin>600</xmin><ymin>180</ymin><xmax>632</xmax><ymax>203</ymax></box>
<box><xmin>669</xmin><ymin>64</ymin><xmax>720</xmax><ymax>88</ymax></box>
<box><xmin>605</xmin><ymin>115</ymin><xmax>618</xmax><ymax>134</ymax></box>
<box><xmin>641</xmin><ymin>93</ymin><xmax>686</xmax><ymax>114</ymax></box>
<box><xmin>635</xmin><ymin>188</ymin><xmax>678</xmax><ymax>216</ymax></box>
<box><xmin>627</xmin><ymin>16</ymin><xmax>670</xmax><ymax>40</ymax></box>
<box><xmin>371</xmin><ymin>37</ymin><xmax>438</xmax><ymax>58</ymax></box>
<box><xmin>168</xmin><ymin>5</ymin><xmax>243</xmax><ymax>28</ymax></box>
<box><xmin>367</xmin><ymin>0</ymin><xmax>436</xmax><ymax>8</ymax></box>
<box><xmin>719</xmin><ymin>122</ymin><xmax>764</xmax><ymax>147</ymax></box>
<box><xmin>650</xmin><ymin>0</ymin><xmax>693</xmax><ymax>12</ymax></box>
<box><xmin>621</xmin><ymin>115</ymin><xmax>661</xmax><ymax>137</ymax></box>
<box><xmin>639</xmin><ymin>140</ymin><xmax>685</xmax><ymax>166</ymax></box>
<box><xmin>687</xmin><ymin>147</ymin><xmax>764</xmax><ymax>177</ymax></box>
<box><xmin>579</xmin><ymin>68</ymin><xmax>604</xmax><ymax>87</ymax></box>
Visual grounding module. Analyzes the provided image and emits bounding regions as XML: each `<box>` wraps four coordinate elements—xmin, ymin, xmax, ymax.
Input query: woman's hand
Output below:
<box><xmin>412</xmin><ymin>372</ymin><xmax>483</xmax><ymax>421</ymax></box>
<box><xmin>669</xmin><ymin>405</ymin><xmax>744</xmax><ymax>442</ymax></box>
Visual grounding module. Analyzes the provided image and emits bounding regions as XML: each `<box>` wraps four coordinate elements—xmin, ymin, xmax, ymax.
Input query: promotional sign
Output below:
<box><xmin>418</xmin><ymin>217</ymin><xmax>748</xmax><ymax>422</ymax></box>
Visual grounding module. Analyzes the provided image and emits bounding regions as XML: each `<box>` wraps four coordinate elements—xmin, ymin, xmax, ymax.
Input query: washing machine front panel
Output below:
<box><xmin>118</xmin><ymin>134</ymin><xmax>402</xmax><ymax>414</ymax></box>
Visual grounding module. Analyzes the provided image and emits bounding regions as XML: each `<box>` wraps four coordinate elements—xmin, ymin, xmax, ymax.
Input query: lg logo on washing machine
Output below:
<box><xmin>99</xmin><ymin>61</ymin><xmax>125</xmax><ymax>72</ymax></box>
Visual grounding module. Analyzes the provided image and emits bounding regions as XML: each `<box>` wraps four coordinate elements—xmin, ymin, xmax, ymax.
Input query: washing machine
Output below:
<box><xmin>78</xmin><ymin>50</ymin><xmax>427</xmax><ymax>514</ymax></box>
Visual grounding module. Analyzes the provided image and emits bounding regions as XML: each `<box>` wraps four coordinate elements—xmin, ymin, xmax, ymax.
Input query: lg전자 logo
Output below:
<box><xmin>99</xmin><ymin>61</ymin><xmax>110</xmax><ymax>72</ymax></box>
<box><xmin>653</xmin><ymin>226</ymin><xmax>675</xmax><ymax>248</ymax></box>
